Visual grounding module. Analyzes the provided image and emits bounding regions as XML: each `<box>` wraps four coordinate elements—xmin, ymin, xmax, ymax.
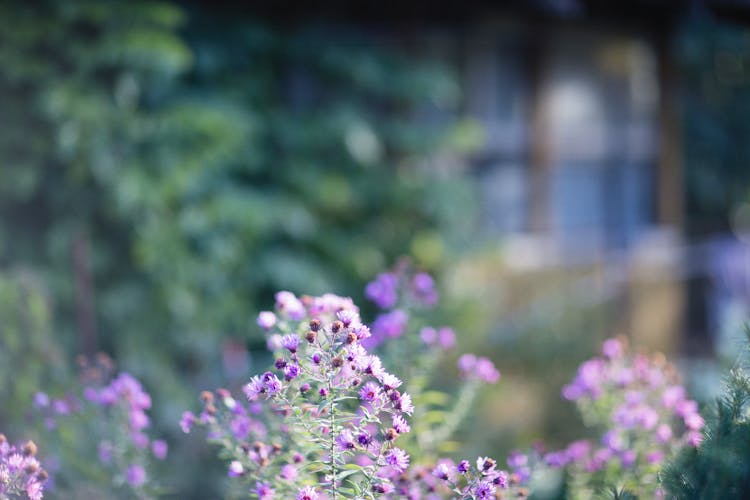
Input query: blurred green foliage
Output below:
<box><xmin>0</xmin><ymin>271</ymin><xmax>67</xmax><ymax>434</ymax></box>
<box><xmin>678</xmin><ymin>14</ymin><xmax>750</xmax><ymax>236</ymax></box>
<box><xmin>0</xmin><ymin>0</ymin><xmax>476</xmax><ymax>496</ymax></box>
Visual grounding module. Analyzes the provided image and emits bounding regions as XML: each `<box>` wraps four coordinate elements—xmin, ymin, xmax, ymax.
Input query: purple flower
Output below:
<box><xmin>364</xmin><ymin>356</ymin><xmax>385</xmax><ymax>379</ymax></box>
<box><xmin>477</xmin><ymin>456</ymin><xmax>497</xmax><ymax>474</ymax></box>
<box><xmin>52</xmin><ymin>399</ymin><xmax>71</xmax><ymax>415</ymax></box>
<box><xmin>472</xmin><ymin>480</ymin><xmax>496</xmax><ymax>499</ymax></box>
<box><xmin>33</xmin><ymin>392</ymin><xmax>49</xmax><ymax>409</ymax></box>
<box><xmin>647</xmin><ymin>450</ymin><xmax>664</xmax><ymax>465</ymax></box>
<box><xmin>275</xmin><ymin>291</ymin><xmax>306</xmax><ymax>320</ymax></box>
<box><xmin>620</xmin><ymin>449</ymin><xmax>637</xmax><ymax>468</ymax></box>
<box><xmin>359</xmin><ymin>382</ymin><xmax>382</xmax><ymax>403</ymax></box>
<box><xmin>685</xmin><ymin>412</ymin><xmax>705</xmax><ymax>431</ymax></box>
<box><xmin>371</xmin><ymin>310</ymin><xmax>409</xmax><ymax>342</ymax></box>
<box><xmin>297</xmin><ymin>486</ymin><xmax>318</xmax><ymax>500</ymax></box>
<box><xmin>398</xmin><ymin>393</ymin><xmax>414</xmax><ymax>415</ymax></box>
<box><xmin>266</xmin><ymin>334</ymin><xmax>283</xmax><ymax>351</ymax></box>
<box><xmin>392</xmin><ymin>414</ymin><xmax>410</xmax><ymax>434</ymax></box>
<box><xmin>335</xmin><ymin>429</ymin><xmax>356</xmax><ymax>451</ymax></box>
<box><xmin>638</xmin><ymin>406</ymin><xmax>660</xmax><ymax>430</ymax></box>
<box><xmin>676</xmin><ymin>399</ymin><xmax>698</xmax><ymax>418</ymax></box>
<box><xmin>26</xmin><ymin>480</ymin><xmax>43</xmax><ymax>500</ymax></box>
<box><xmin>283</xmin><ymin>364</ymin><xmax>300</xmax><ymax>381</ymax></box>
<box><xmin>280</xmin><ymin>464</ymin><xmax>298</xmax><ymax>481</ymax></box>
<box><xmin>357</xmin><ymin>431</ymin><xmax>373</xmax><ymax>446</ymax></box>
<box><xmin>565</xmin><ymin>440</ymin><xmax>591</xmax><ymax>462</ymax></box>
<box><xmin>125</xmin><ymin>464</ymin><xmax>146</xmax><ymax>487</ymax></box>
<box><xmin>243</xmin><ymin>376</ymin><xmax>264</xmax><ymax>401</ymax></box>
<box><xmin>365</xmin><ymin>272</ymin><xmax>399</xmax><ymax>309</ymax></box>
<box><xmin>179</xmin><ymin>411</ymin><xmax>195</xmax><ymax>433</ymax></box>
<box><xmin>544</xmin><ymin>451</ymin><xmax>568</xmax><ymax>468</ymax></box>
<box><xmin>475</xmin><ymin>357</ymin><xmax>500</xmax><ymax>383</ymax></box>
<box><xmin>602</xmin><ymin>338</ymin><xmax>624</xmax><ymax>359</ymax></box>
<box><xmin>336</xmin><ymin>310</ymin><xmax>358</xmax><ymax>327</ymax></box>
<box><xmin>457</xmin><ymin>354</ymin><xmax>476</xmax><ymax>373</ymax></box>
<box><xmin>384</xmin><ymin>447</ymin><xmax>409</xmax><ymax>473</ymax></box>
<box><xmin>255</xmin><ymin>481</ymin><xmax>275</xmax><ymax>499</ymax></box>
<box><xmin>411</xmin><ymin>272</ymin><xmax>438</xmax><ymax>306</ymax></box>
<box><xmin>457</xmin><ymin>460</ymin><xmax>470</xmax><ymax>473</ymax></box>
<box><xmin>507</xmin><ymin>450</ymin><xmax>528</xmax><ymax>469</ymax></box>
<box><xmin>379</xmin><ymin>373</ymin><xmax>402</xmax><ymax>391</ymax></box>
<box><xmin>662</xmin><ymin>386</ymin><xmax>686</xmax><ymax>409</ymax></box>
<box><xmin>345</xmin><ymin>344</ymin><xmax>368</xmax><ymax>370</ymax></box>
<box><xmin>352</xmin><ymin>324</ymin><xmax>371</xmax><ymax>340</ymax></box>
<box><xmin>602</xmin><ymin>430</ymin><xmax>625</xmax><ymax>452</ymax></box>
<box><xmin>656</xmin><ymin>424</ymin><xmax>673</xmax><ymax>444</ymax></box>
<box><xmin>687</xmin><ymin>431</ymin><xmax>703</xmax><ymax>447</ymax></box>
<box><xmin>420</xmin><ymin>327</ymin><xmax>437</xmax><ymax>345</ymax></box>
<box><xmin>494</xmin><ymin>470</ymin><xmax>509</xmax><ymax>489</ymax></box>
<box><xmin>228</xmin><ymin>460</ymin><xmax>244</xmax><ymax>477</ymax></box>
<box><xmin>433</xmin><ymin>462</ymin><xmax>451</xmax><ymax>480</ymax></box>
<box><xmin>281</xmin><ymin>334</ymin><xmax>300</xmax><ymax>353</ymax></box>
<box><xmin>130</xmin><ymin>410</ymin><xmax>150</xmax><ymax>431</ymax></box>
<box><xmin>261</xmin><ymin>372</ymin><xmax>282</xmax><ymax>395</ymax></box>
<box><xmin>257</xmin><ymin>311</ymin><xmax>277</xmax><ymax>330</ymax></box>
<box><xmin>438</xmin><ymin>327</ymin><xmax>456</xmax><ymax>349</ymax></box>
<box><xmin>151</xmin><ymin>440</ymin><xmax>168</xmax><ymax>460</ymax></box>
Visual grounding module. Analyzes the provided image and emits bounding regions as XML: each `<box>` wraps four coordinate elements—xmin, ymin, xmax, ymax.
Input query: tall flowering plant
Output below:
<box><xmin>183</xmin><ymin>265</ymin><xmax>526</xmax><ymax>498</ymax></box>
<box><xmin>30</xmin><ymin>355</ymin><xmax>167</xmax><ymax>499</ymax></box>
<box><xmin>509</xmin><ymin>337</ymin><xmax>704</xmax><ymax>498</ymax></box>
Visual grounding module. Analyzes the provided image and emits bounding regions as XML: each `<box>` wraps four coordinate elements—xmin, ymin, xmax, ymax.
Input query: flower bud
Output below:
<box><xmin>22</xmin><ymin>441</ymin><xmax>37</xmax><ymax>457</ymax></box>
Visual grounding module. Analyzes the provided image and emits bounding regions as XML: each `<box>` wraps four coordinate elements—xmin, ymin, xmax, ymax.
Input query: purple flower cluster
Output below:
<box><xmin>32</xmin><ymin>356</ymin><xmax>166</xmax><ymax>493</ymax></box>
<box><xmin>0</xmin><ymin>435</ymin><xmax>46</xmax><ymax>500</ymax></box>
<box><xmin>363</xmin><ymin>264</ymin><xmax>447</xmax><ymax>350</ymax></box>
<box><xmin>457</xmin><ymin>354</ymin><xmax>501</xmax><ymax>384</ymax></box>
<box><xmin>84</xmin><ymin>373</ymin><xmax>159</xmax><ymax>457</ymax></box>
<box><xmin>270</xmin><ymin>292</ymin><xmax>417</xmax><ymax>494</ymax></box>
<box><xmin>186</xmin><ymin>290</ymin><xmax>423</xmax><ymax>497</ymax></box>
<box><xmin>383</xmin><ymin>455</ymin><xmax>523</xmax><ymax>499</ymax></box>
<box><xmin>366</xmin><ymin>310</ymin><xmax>409</xmax><ymax>348</ymax></box>
<box><xmin>542</xmin><ymin>337</ymin><xmax>703</xmax><ymax>492</ymax></box>
<box><xmin>365</xmin><ymin>266</ymin><xmax>438</xmax><ymax>311</ymax></box>
<box><xmin>365</xmin><ymin>272</ymin><xmax>399</xmax><ymax>309</ymax></box>
<box><xmin>419</xmin><ymin>326</ymin><xmax>456</xmax><ymax>350</ymax></box>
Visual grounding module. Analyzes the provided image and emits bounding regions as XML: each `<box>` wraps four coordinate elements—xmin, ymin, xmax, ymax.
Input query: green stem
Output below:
<box><xmin>329</xmin><ymin>380</ymin><xmax>337</xmax><ymax>500</ymax></box>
